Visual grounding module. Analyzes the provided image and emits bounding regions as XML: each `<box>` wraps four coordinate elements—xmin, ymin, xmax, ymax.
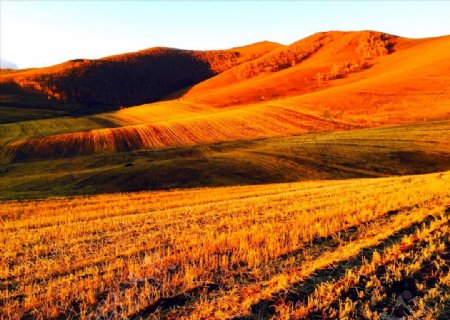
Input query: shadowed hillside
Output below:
<box><xmin>0</xmin><ymin>41</ymin><xmax>280</xmax><ymax>111</ymax></box>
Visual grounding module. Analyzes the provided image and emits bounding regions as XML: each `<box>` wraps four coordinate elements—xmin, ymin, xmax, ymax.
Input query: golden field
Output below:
<box><xmin>1</xmin><ymin>171</ymin><xmax>449</xmax><ymax>319</ymax></box>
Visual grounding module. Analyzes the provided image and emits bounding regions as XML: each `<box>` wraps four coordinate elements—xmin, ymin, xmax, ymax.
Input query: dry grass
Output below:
<box><xmin>1</xmin><ymin>171</ymin><xmax>449</xmax><ymax>319</ymax></box>
<box><xmin>276</xmin><ymin>213</ymin><xmax>449</xmax><ymax>319</ymax></box>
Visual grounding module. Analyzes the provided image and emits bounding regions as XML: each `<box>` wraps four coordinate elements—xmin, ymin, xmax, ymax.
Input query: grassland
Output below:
<box><xmin>1</xmin><ymin>120</ymin><xmax>449</xmax><ymax>199</ymax></box>
<box><xmin>1</xmin><ymin>171</ymin><xmax>449</xmax><ymax>319</ymax></box>
<box><xmin>0</xmin><ymin>99</ymin><xmax>355</xmax><ymax>163</ymax></box>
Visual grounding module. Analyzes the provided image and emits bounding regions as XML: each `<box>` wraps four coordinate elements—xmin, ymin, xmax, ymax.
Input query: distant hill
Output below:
<box><xmin>0</xmin><ymin>41</ymin><xmax>280</xmax><ymax>111</ymax></box>
<box><xmin>0</xmin><ymin>59</ymin><xmax>18</xmax><ymax>69</ymax></box>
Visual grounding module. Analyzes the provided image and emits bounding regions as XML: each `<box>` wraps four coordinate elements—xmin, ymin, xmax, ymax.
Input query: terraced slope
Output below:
<box><xmin>3</xmin><ymin>101</ymin><xmax>355</xmax><ymax>162</ymax></box>
<box><xmin>1</xmin><ymin>171</ymin><xmax>449</xmax><ymax>319</ymax></box>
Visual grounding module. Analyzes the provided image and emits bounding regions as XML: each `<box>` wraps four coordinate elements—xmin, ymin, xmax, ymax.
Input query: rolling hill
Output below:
<box><xmin>2</xmin><ymin>31</ymin><xmax>449</xmax><ymax>167</ymax></box>
<box><xmin>0</xmin><ymin>41</ymin><xmax>281</xmax><ymax>112</ymax></box>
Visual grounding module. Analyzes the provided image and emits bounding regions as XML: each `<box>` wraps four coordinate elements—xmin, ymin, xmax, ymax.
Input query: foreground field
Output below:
<box><xmin>1</xmin><ymin>171</ymin><xmax>449</xmax><ymax>319</ymax></box>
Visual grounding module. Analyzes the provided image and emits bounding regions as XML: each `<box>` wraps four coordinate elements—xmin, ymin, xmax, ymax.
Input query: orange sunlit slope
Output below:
<box><xmin>182</xmin><ymin>31</ymin><xmax>450</xmax><ymax>109</ymax></box>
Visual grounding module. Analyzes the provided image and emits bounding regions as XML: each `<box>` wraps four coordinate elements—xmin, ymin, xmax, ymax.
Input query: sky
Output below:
<box><xmin>1</xmin><ymin>1</ymin><xmax>449</xmax><ymax>69</ymax></box>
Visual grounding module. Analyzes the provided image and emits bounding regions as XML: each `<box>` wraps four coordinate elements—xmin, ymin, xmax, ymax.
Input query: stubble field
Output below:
<box><xmin>1</xmin><ymin>171</ymin><xmax>449</xmax><ymax>319</ymax></box>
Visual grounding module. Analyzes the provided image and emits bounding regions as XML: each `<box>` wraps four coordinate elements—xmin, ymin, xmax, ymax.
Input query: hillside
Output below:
<box><xmin>0</xmin><ymin>41</ymin><xmax>280</xmax><ymax>112</ymax></box>
<box><xmin>182</xmin><ymin>31</ymin><xmax>450</xmax><ymax>109</ymax></box>
<box><xmin>1</xmin><ymin>171</ymin><xmax>449</xmax><ymax>318</ymax></box>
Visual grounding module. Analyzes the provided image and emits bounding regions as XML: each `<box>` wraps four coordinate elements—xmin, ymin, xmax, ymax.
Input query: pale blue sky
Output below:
<box><xmin>1</xmin><ymin>1</ymin><xmax>449</xmax><ymax>68</ymax></box>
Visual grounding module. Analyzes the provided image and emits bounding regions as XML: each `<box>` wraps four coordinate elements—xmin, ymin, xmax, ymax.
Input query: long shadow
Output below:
<box><xmin>128</xmin><ymin>283</ymin><xmax>219</xmax><ymax>320</ymax></box>
<box><xmin>235</xmin><ymin>210</ymin><xmax>447</xmax><ymax>320</ymax></box>
<box><xmin>307</xmin><ymin>235</ymin><xmax>449</xmax><ymax>319</ymax></box>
